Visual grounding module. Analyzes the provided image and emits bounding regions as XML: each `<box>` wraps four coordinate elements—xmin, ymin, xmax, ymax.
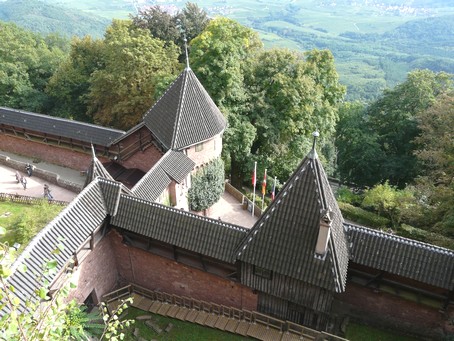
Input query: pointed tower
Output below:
<box><xmin>236</xmin><ymin>133</ymin><xmax>349</xmax><ymax>329</ymax></box>
<box><xmin>142</xmin><ymin>67</ymin><xmax>226</xmax><ymax>152</ymax></box>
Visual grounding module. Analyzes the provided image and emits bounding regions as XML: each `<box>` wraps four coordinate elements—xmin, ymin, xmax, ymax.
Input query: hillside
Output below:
<box><xmin>3</xmin><ymin>0</ymin><xmax>454</xmax><ymax>101</ymax></box>
<box><xmin>0</xmin><ymin>0</ymin><xmax>109</xmax><ymax>38</ymax></box>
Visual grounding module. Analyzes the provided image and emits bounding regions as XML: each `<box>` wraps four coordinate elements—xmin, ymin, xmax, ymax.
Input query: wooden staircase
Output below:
<box><xmin>103</xmin><ymin>284</ymin><xmax>348</xmax><ymax>341</ymax></box>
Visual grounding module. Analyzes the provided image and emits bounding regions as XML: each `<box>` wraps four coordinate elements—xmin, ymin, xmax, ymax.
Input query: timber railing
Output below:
<box><xmin>103</xmin><ymin>284</ymin><xmax>348</xmax><ymax>341</ymax></box>
<box><xmin>0</xmin><ymin>192</ymin><xmax>68</xmax><ymax>206</ymax></box>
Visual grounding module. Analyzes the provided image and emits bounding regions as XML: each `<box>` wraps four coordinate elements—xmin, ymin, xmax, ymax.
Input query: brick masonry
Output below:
<box><xmin>0</xmin><ymin>134</ymin><xmax>95</xmax><ymax>170</ymax></box>
<box><xmin>68</xmin><ymin>234</ymin><xmax>119</xmax><ymax>304</ymax></box>
<box><xmin>334</xmin><ymin>282</ymin><xmax>452</xmax><ymax>338</ymax></box>
<box><xmin>107</xmin><ymin>229</ymin><xmax>258</xmax><ymax>311</ymax></box>
<box><xmin>186</xmin><ymin>135</ymin><xmax>223</xmax><ymax>167</ymax></box>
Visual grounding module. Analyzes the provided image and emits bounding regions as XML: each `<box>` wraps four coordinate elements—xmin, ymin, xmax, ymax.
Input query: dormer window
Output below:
<box><xmin>315</xmin><ymin>208</ymin><xmax>332</xmax><ymax>257</ymax></box>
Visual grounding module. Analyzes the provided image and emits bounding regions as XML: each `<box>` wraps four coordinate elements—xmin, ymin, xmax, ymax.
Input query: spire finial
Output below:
<box><xmin>310</xmin><ymin>131</ymin><xmax>319</xmax><ymax>159</ymax></box>
<box><xmin>184</xmin><ymin>35</ymin><xmax>190</xmax><ymax>70</ymax></box>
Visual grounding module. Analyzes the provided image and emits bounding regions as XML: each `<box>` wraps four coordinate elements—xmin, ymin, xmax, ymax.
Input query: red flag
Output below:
<box><xmin>261</xmin><ymin>169</ymin><xmax>267</xmax><ymax>196</ymax></box>
<box><xmin>271</xmin><ymin>176</ymin><xmax>276</xmax><ymax>200</ymax></box>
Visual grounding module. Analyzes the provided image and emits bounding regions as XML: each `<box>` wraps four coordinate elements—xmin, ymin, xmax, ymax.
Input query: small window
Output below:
<box><xmin>195</xmin><ymin>142</ymin><xmax>204</xmax><ymax>152</ymax></box>
<box><xmin>254</xmin><ymin>265</ymin><xmax>272</xmax><ymax>279</ymax></box>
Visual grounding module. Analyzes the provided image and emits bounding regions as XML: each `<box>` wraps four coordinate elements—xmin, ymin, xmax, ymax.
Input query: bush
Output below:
<box><xmin>336</xmin><ymin>186</ymin><xmax>363</xmax><ymax>205</ymax></box>
<box><xmin>398</xmin><ymin>224</ymin><xmax>454</xmax><ymax>250</ymax></box>
<box><xmin>188</xmin><ymin>158</ymin><xmax>225</xmax><ymax>212</ymax></box>
<box><xmin>339</xmin><ymin>202</ymin><xmax>390</xmax><ymax>229</ymax></box>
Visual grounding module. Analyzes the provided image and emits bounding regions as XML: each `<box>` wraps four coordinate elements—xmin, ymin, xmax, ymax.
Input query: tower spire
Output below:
<box><xmin>184</xmin><ymin>35</ymin><xmax>190</xmax><ymax>70</ymax></box>
<box><xmin>309</xmin><ymin>131</ymin><xmax>319</xmax><ymax>159</ymax></box>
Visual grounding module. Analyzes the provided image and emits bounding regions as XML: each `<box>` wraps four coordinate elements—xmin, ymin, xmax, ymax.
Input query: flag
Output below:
<box><xmin>271</xmin><ymin>176</ymin><xmax>276</xmax><ymax>200</ymax></box>
<box><xmin>261</xmin><ymin>169</ymin><xmax>267</xmax><ymax>196</ymax></box>
<box><xmin>252</xmin><ymin>161</ymin><xmax>257</xmax><ymax>186</ymax></box>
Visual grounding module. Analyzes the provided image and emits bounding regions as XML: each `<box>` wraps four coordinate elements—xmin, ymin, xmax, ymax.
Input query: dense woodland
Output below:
<box><xmin>0</xmin><ymin>3</ymin><xmax>453</xmax><ymax>248</ymax></box>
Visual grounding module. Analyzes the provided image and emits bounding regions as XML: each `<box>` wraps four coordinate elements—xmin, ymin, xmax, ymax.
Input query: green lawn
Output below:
<box><xmin>121</xmin><ymin>307</ymin><xmax>253</xmax><ymax>341</ymax></box>
<box><xmin>346</xmin><ymin>322</ymin><xmax>421</xmax><ymax>341</ymax></box>
<box><xmin>0</xmin><ymin>201</ymin><xmax>63</xmax><ymax>251</ymax></box>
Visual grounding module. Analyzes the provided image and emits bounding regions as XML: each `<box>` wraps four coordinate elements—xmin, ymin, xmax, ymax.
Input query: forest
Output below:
<box><xmin>1</xmin><ymin>0</ymin><xmax>454</xmax><ymax>101</ymax></box>
<box><xmin>0</xmin><ymin>3</ymin><xmax>453</xmax><ymax>250</ymax></box>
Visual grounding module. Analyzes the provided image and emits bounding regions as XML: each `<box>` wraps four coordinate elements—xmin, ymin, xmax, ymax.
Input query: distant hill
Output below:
<box><xmin>0</xmin><ymin>0</ymin><xmax>109</xmax><ymax>38</ymax></box>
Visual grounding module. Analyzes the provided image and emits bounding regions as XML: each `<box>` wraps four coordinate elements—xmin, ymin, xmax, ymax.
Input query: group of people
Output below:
<box><xmin>13</xmin><ymin>163</ymin><xmax>53</xmax><ymax>200</ymax></box>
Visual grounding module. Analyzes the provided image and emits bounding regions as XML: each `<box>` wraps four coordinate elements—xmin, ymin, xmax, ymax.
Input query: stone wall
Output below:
<box><xmin>108</xmin><ymin>229</ymin><xmax>258</xmax><ymax>311</ymax></box>
<box><xmin>186</xmin><ymin>135</ymin><xmax>222</xmax><ymax>167</ymax></box>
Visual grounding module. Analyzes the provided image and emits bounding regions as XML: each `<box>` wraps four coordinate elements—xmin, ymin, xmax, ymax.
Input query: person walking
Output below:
<box><xmin>21</xmin><ymin>176</ymin><xmax>27</xmax><ymax>190</ymax></box>
<box><xmin>25</xmin><ymin>163</ymin><xmax>33</xmax><ymax>177</ymax></box>
<box><xmin>43</xmin><ymin>184</ymin><xmax>53</xmax><ymax>200</ymax></box>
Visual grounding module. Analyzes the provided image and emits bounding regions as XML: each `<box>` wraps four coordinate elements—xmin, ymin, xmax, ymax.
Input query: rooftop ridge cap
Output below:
<box><xmin>7</xmin><ymin>180</ymin><xmax>103</xmax><ymax>275</ymax></box>
<box><xmin>121</xmin><ymin>193</ymin><xmax>248</xmax><ymax>233</ymax></box>
<box><xmin>345</xmin><ymin>222</ymin><xmax>454</xmax><ymax>255</ymax></box>
<box><xmin>171</xmin><ymin>69</ymin><xmax>189</xmax><ymax>148</ymax></box>
<box><xmin>0</xmin><ymin>106</ymin><xmax>125</xmax><ymax>133</ymax></box>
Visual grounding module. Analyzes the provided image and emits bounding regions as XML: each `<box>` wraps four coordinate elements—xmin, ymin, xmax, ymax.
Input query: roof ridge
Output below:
<box><xmin>171</xmin><ymin>69</ymin><xmax>189</xmax><ymax>149</ymax></box>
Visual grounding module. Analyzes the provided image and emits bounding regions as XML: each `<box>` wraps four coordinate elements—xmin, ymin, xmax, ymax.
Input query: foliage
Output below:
<box><xmin>0</xmin><ymin>201</ymin><xmax>64</xmax><ymax>250</ymax></box>
<box><xmin>362</xmin><ymin>181</ymin><xmax>415</xmax><ymax>228</ymax></box>
<box><xmin>414</xmin><ymin>92</ymin><xmax>454</xmax><ymax>235</ymax></box>
<box><xmin>338</xmin><ymin>202</ymin><xmax>390</xmax><ymax>229</ymax></box>
<box><xmin>86</xmin><ymin>19</ymin><xmax>181</xmax><ymax>129</ymax></box>
<box><xmin>63</xmin><ymin>301</ymin><xmax>104</xmax><ymax>340</ymax></box>
<box><xmin>398</xmin><ymin>224</ymin><xmax>454</xmax><ymax>251</ymax></box>
<box><xmin>335</xmin><ymin>186</ymin><xmax>363</xmax><ymax>206</ymax></box>
<box><xmin>131</xmin><ymin>2</ymin><xmax>209</xmax><ymax>48</ymax></box>
<box><xmin>0</xmin><ymin>21</ymin><xmax>67</xmax><ymax>113</ymax></box>
<box><xmin>100</xmin><ymin>298</ymin><xmax>134</xmax><ymax>341</ymax></box>
<box><xmin>188</xmin><ymin>158</ymin><xmax>225</xmax><ymax>212</ymax></box>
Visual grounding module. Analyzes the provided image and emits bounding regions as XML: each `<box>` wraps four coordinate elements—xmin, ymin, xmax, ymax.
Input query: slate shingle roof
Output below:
<box><xmin>111</xmin><ymin>195</ymin><xmax>248</xmax><ymax>263</ymax></box>
<box><xmin>346</xmin><ymin>223</ymin><xmax>454</xmax><ymax>290</ymax></box>
<box><xmin>4</xmin><ymin>179</ymin><xmax>113</xmax><ymax>312</ymax></box>
<box><xmin>0</xmin><ymin>107</ymin><xmax>124</xmax><ymax>146</ymax></box>
<box><xmin>131</xmin><ymin>150</ymin><xmax>195</xmax><ymax>202</ymax></box>
<box><xmin>142</xmin><ymin>69</ymin><xmax>226</xmax><ymax>150</ymax></box>
<box><xmin>237</xmin><ymin>150</ymin><xmax>350</xmax><ymax>292</ymax></box>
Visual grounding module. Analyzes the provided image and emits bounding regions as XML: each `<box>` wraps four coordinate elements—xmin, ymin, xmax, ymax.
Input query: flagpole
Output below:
<box><xmin>252</xmin><ymin>161</ymin><xmax>257</xmax><ymax>217</ymax></box>
<box><xmin>261</xmin><ymin>168</ymin><xmax>267</xmax><ymax>211</ymax></box>
<box><xmin>272</xmin><ymin>176</ymin><xmax>276</xmax><ymax>201</ymax></box>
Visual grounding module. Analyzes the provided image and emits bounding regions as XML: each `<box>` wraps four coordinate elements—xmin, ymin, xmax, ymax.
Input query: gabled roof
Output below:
<box><xmin>111</xmin><ymin>195</ymin><xmax>248</xmax><ymax>263</ymax></box>
<box><xmin>346</xmin><ymin>223</ymin><xmax>454</xmax><ymax>290</ymax></box>
<box><xmin>131</xmin><ymin>150</ymin><xmax>195</xmax><ymax>202</ymax></box>
<box><xmin>0</xmin><ymin>107</ymin><xmax>125</xmax><ymax>146</ymax></box>
<box><xmin>237</xmin><ymin>149</ymin><xmax>350</xmax><ymax>292</ymax></box>
<box><xmin>3</xmin><ymin>179</ymin><xmax>114</xmax><ymax>313</ymax></box>
<box><xmin>142</xmin><ymin>68</ymin><xmax>226</xmax><ymax>150</ymax></box>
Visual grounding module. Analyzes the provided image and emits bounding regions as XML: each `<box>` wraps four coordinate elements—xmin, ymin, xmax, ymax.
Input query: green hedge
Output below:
<box><xmin>339</xmin><ymin>202</ymin><xmax>389</xmax><ymax>229</ymax></box>
<box><xmin>398</xmin><ymin>224</ymin><xmax>454</xmax><ymax>250</ymax></box>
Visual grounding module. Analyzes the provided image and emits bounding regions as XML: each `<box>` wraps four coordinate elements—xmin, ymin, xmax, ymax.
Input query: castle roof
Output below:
<box><xmin>237</xmin><ymin>150</ymin><xmax>350</xmax><ymax>292</ymax></box>
<box><xmin>346</xmin><ymin>223</ymin><xmax>454</xmax><ymax>290</ymax></box>
<box><xmin>131</xmin><ymin>149</ymin><xmax>195</xmax><ymax>202</ymax></box>
<box><xmin>0</xmin><ymin>107</ymin><xmax>124</xmax><ymax>146</ymax></box>
<box><xmin>142</xmin><ymin>68</ymin><xmax>226</xmax><ymax>150</ymax></box>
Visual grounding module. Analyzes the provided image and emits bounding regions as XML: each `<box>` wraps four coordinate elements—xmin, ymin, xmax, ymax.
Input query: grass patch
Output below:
<box><xmin>346</xmin><ymin>322</ymin><xmax>421</xmax><ymax>341</ymax></box>
<box><xmin>120</xmin><ymin>307</ymin><xmax>252</xmax><ymax>341</ymax></box>
<box><xmin>0</xmin><ymin>201</ymin><xmax>63</xmax><ymax>251</ymax></box>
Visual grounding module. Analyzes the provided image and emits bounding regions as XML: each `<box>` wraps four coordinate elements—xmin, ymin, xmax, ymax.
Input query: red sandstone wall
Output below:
<box><xmin>68</xmin><ymin>235</ymin><xmax>119</xmax><ymax>304</ymax></box>
<box><xmin>335</xmin><ymin>282</ymin><xmax>452</xmax><ymax>338</ymax></box>
<box><xmin>0</xmin><ymin>134</ymin><xmax>95</xmax><ymax>170</ymax></box>
<box><xmin>108</xmin><ymin>230</ymin><xmax>257</xmax><ymax>311</ymax></box>
<box><xmin>186</xmin><ymin>135</ymin><xmax>222</xmax><ymax>167</ymax></box>
<box><xmin>121</xmin><ymin>143</ymin><xmax>163</xmax><ymax>173</ymax></box>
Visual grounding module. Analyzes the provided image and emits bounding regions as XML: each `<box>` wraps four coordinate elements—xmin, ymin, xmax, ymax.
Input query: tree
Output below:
<box><xmin>87</xmin><ymin>20</ymin><xmax>180</xmax><ymax>129</ymax></box>
<box><xmin>188</xmin><ymin>158</ymin><xmax>225</xmax><ymax>212</ymax></box>
<box><xmin>366</xmin><ymin>69</ymin><xmax>453</xmax><ymax>187</ymax></box>
<box><xmin>46</xmin><ymin>36</ymin><xmax>105</xmax><ymax>122</ymax></box>
<box><xmin>0</xmin><ymin>21</ymin><xmax>67</xmax><ymax>112</ymax></box>
<box><xmin>414</xmin><ymin>92</ymin><xmax>454</xmax><ymax>234</ymax></box>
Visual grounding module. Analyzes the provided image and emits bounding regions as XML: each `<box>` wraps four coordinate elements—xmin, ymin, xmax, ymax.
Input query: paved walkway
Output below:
<box><xmin>0</xmin><ymin>151</ymin><xmax>258</xmax><ymax>228</ymax></box>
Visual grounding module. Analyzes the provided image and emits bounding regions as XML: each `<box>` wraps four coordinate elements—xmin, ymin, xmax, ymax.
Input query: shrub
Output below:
<box><xmin>188</xmin><ymin>158</ymin><xmax>225</xmax><ymax>212</ymax></box>
<box><xmin>339</xmin><ymin>202</ymin><xmax>390</xmax><ymax>229</ymax></box>
<box><xmin>336</xmin><ymin>186</ymin><xmax>363</xmax><ymax>205</ymax></box>
<box><xmin>398</xmin><ymin>224</ymin><xmax>454</xmax><ymax>250</ymax></box>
